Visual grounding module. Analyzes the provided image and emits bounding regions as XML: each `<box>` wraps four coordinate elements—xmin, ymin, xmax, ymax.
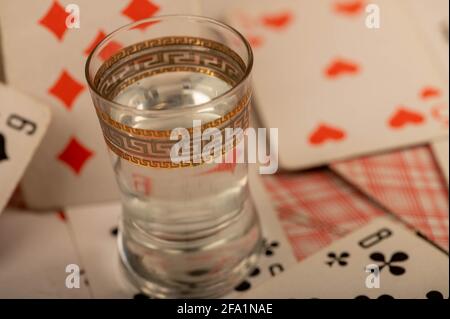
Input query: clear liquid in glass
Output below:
<box><xmin>106</xmin><ymin>61</ymin><xmax>261</xmax><ymax>298</ymax></box>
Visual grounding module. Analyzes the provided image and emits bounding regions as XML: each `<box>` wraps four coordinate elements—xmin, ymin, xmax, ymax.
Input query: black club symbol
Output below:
<box><xmin>263</xmin><ymin>239</ymin><xmax>279</xmax><ymax>256</ymax></box>
<box><xmin>326</xmin><ymin>252</ymin><xmax>350</xmax><ymax>267</ymax></box>
<box><xmin>234</xmin><ymin>267</ymin><xmax>260</xmax><ymax>292</ymax></box>
<box><xmin>370</xmin><ymin>251</ymin><xmax>409</xmax><ymax>276</ymax></box>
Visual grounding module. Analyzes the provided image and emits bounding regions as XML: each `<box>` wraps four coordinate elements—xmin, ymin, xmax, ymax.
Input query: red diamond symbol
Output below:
<box><xmin>122</xmin><ymin>0</ymin><xmax>160</xmax><ymax>29</ymax></box>
<box><xmin>84</xmin><ymin>30</ymin><xmax>107</xmax><ymax>56</ymax></box>
<box><xmin>48</xmin><ymin>70</ymin><xmax>85</xmax><ymax>109</ymax></box>
<box><xmin>57</xmin><ymin>137</ymin><xmax>94</xmax><ymax>175</ymax></box>
<box><xmin>38</xmin><ymin>1</ymin><xmax>69</xmax><ymax>41</ymax></box>
<box><xmin>84</xmin><ymin>30</ymin><xmax>123</xmax><ymax>61</ymax></box>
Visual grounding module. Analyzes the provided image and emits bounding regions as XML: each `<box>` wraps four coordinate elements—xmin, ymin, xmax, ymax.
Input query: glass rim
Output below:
<box><xmin>85</xmin><ymin>14</ymin><xmax>253</xmax><ymax>116</ymax></box>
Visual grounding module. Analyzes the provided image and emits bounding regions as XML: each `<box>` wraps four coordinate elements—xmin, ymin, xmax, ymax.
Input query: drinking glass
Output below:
<box><xmin>85</xmin><ymin>15</ymin><xmax>262</xmax><ymax>298</ymax></box>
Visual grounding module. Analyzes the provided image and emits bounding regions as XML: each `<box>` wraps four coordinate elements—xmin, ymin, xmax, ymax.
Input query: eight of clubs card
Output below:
<box><xmin>243</xmin><ymin>217</ymin><xmax>449</xmax><ymax>299</ymax></box>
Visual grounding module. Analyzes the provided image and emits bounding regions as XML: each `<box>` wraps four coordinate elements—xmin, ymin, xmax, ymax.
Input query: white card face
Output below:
<box><xmin>432</xmin><ymin>137</ymin><xmax>449</xmax><ymax>185</ymax></box>
<box><xmin>0</xmin><ymin>84</ymin><xmax>50</xmax><ymax>214</ymax></box>
<box><xmin>404</xmin><ymin>0</ymin><xmax>449</xmax><ymax>78</ymax></box>
<box><xmin>0</xmin><ymin>0</ymin><xmax>200</xmax><ymax>209</ymax></box>
<box><xmin>242</xmin><ymin>217</ymin><xmax>449</xmax><ymax>299</ymax></box>
<box><xmin>65</xmin><ymin>168</ymin><xmax>296</xmax><ymax>298</ymax></box>
<box><xmin>199</xmin><ymin>0</ymin><xmax>232</xmax><ymax>20</ymax></box>
<box><xmin>0</xmin><ymin>209</ymin><xmax>91</xmax><ymax>298</ymax></box>
<box><xmin>226</xmin><ymin>0</ymin><xmax>448</xmax><ymax>170</ymax></box>
<box><xmin>65</xmin><ymin>202</ymin><xmax>138</xmax><ymax>298</ymax></box>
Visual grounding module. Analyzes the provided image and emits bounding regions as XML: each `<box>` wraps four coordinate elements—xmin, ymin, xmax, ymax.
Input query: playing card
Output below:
<box><xmin>0</xmin><ymin>0</ymin><xmax>200</xmax><ymax>209</ymax></box>
<box><xmin>64</xmin><ymin>202</ymin><xmax>138</xmax><ymax>298</ymax></box>
<box><xmin>262</xmin><ymin>168</ymin><xmax>385</xmax><ymax>261</ymax></box>
<box><xmin>65</xmin><ymin>167</ymin><xmax>296</xmax><ymax>298</ymax></box>
<box><xmin>226</xmin><ymin>0</ymin><xmax>448</xmax><ymax>170</ymax></box>
<box><xmin>199</xmin><ymin>0</ymin><xmax>233</xmax><ymax>21</ymax></box>
<box><xmin>0</xmin><ymin>83</ymin><xmax>50</xmax><ymax>214</ymax></box>
<box><xmin>431</xmin><ymin>137</ymin><xmax>449</xmax><ymax>185</ymax></box>
<box><xmin>0</xmin><ymin>208</ymin><xmax>91</xmax><ymax>298</ymax></box>
<box><xmin>331</xmin><ymin>145</ymin><xmax>449</xmax><ymax>250</ymax></box>
<box><xmin>403</xmin><ymin>0</ymin><xmax>449</xmax><ymax>78</ymax></box>
<box><xmin>242</xmin><ymin>217</ymin><xmax>449</xmax><ymax>299</ymax></box>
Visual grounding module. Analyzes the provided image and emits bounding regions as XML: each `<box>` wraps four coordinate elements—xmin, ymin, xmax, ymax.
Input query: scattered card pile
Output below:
<box><xmin>0</xmin><ymin>0</ymin><xmax>448</xmax><ymax>298</ymax></box>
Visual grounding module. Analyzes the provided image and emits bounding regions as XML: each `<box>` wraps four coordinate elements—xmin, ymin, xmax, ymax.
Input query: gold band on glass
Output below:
<box><xmin>93</xmin><ymin>36</ymin><xmax>250</xmax><ymax>168</ymax></box>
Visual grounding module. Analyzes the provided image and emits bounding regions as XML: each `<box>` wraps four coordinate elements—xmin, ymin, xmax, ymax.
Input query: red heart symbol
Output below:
<box><xmin>309</xmin><ymin>124</ymin><xmax>346</xmax><ymax>145</ymax></box>
<box><xmin>261</xmin><ymin>12</ymin><xmax>293</xmax><ymax>29</ymax></box>
<box><xmin>388</xmin><ymin>107</ymin><xmax>425</xmax><ymax>128</ymax></box>
<box><xmin>334</xmin><ymin>0</ymin><xmax>364</xmax><ymax>15</ymax></box>
<box><xmin>420</xmin><ymin>86</ymin><xmax>441</xmax><ymax>100</ymax></box>
<box><xmin>325</xmin><ymin>59</ymin><xmax>360</xmax><ymax>78</ymax></box>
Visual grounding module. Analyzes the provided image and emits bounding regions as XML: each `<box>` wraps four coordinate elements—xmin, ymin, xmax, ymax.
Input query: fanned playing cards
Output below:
<box><xmin>226</xmin><ymin>0</ymin><xmax>448</xmax><ymax>170</ymax></box>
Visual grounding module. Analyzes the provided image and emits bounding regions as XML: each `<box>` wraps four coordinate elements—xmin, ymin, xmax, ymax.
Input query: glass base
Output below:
<box><xmin>118</xmin><ymin>230</ymin><xmax>262</xmax><ymax>298</ymax></box>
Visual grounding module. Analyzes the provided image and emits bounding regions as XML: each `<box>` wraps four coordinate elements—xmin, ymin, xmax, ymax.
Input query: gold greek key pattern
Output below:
<box><xmin>94</xmin><ymin>36</ymin><xmax>247</xmax><ymax>99</ymax></box>
<box><xmin>98</xmin><ymin>99</ymin><xmax>249</xmax><ymax>166</ymax></box>
<box><xmin>104</xmin><ymin>139</ymin><xmax>197</xmax><ymax>168</ymax></box>
<box><xmin>95</xmin><ymin>91</ymin><xmax>250</xmax><ymax>138</ymax></box>
<box><xmin>95</xmin><ymin>36</ymin><xmax>246</xmax><ymax>84</ymax></box>
<box><xmin>92</xmin><ymin>36</ymin><xmax>250</xmax><ymax>168</ymax></box>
